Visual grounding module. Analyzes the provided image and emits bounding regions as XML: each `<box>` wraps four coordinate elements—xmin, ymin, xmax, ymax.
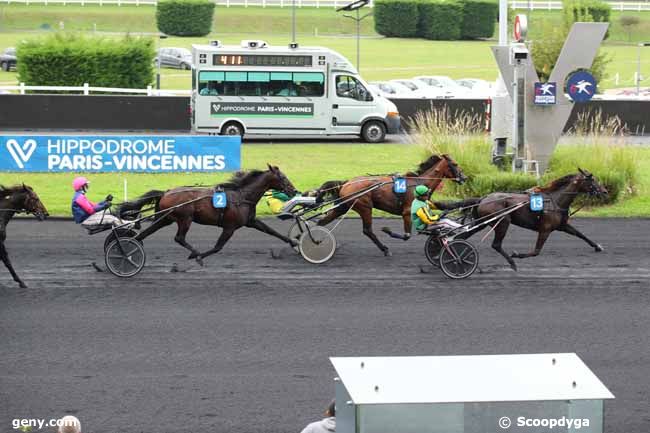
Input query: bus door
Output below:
<box><xmin>330</xmin><ymin>74</ymin><xmax>377</xmax><ymax>133</ymax></box>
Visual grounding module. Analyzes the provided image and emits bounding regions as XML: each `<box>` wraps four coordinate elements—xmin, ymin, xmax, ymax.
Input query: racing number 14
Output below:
<box><xmin>394</xmin><ymin>178</ymin><xmax>407</xmax><ymax>194</ymax></box>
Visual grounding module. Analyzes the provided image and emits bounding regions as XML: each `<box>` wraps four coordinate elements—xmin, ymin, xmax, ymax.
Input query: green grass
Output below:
<box><xmin>2</xmin><ymin>143</ymin><xmax>649</xmax><ymax>217</ymax></box>
<box><xmin>1</xmin><ymin>31</ymin><xmax>648</xmax><ymax>89</ymax></box>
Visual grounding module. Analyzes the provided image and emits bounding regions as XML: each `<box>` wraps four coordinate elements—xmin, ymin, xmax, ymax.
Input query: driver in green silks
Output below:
<box><xmin>411</xmin><ymin>185</ymin><xmax>462</xmax><ymax>232</ymax></box>
<box><xmin>266</xmin><ymin>189</ymin><xmax>317</xmax><ymax>214</ymax></box>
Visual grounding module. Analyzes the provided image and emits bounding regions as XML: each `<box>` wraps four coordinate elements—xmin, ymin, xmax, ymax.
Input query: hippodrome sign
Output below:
<box><xmin>0</xmin><ymin>135</ymin><xmax>241</xmax><ymax>172</ymax></box>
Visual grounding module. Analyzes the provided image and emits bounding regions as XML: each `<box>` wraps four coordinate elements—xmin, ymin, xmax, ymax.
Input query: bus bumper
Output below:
<box><xmin>385</xmin><ymin>114</ymin><xmax>401</xmax><ymax>134</ymax></box>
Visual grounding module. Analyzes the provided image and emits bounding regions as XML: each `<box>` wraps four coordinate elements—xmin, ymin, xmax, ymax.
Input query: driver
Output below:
<box><xmin>411</xmin><ymin>184</ymin><xmax>462</xmax><ymax>232</ymax></box>
<box><xmin>71</xmin><ymin>176</ymin><xmax>121</xmax><ymax>227</ymax></box>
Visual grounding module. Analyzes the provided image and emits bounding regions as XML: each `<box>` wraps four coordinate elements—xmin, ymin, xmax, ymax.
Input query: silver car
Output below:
<box><xmin>155</xmin><ymin>47</ymin><xmax>193</xmax><ymax>70</ymax></box>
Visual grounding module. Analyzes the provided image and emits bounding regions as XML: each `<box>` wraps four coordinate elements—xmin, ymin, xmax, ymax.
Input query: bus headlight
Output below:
<box><xmin>387</xmin><ymin>111</ymin><xmax>399</xmax><ymax>118</ymax></box>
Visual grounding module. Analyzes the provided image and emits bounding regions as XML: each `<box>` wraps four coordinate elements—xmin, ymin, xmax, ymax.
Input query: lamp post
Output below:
<box><xmin>337</xmin><ymin>0</ymin><xmax>371</xmax><ymax>71</ymax></box>
<box><xmin>636</xmin><ymin>42</ymin><xmax>650</xmax><ymax>96</ymax></box>
<box><xmin>156</xmin><ymin>34</ymin><xmax>168</xmax><ymax>91</ymax></box>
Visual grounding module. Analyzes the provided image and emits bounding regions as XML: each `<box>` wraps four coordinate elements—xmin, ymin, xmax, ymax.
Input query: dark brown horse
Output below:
<box><xmin>315</xmin><ymin>154</ymin><xmax>466</xmax><ymax>256</ymax></box>
<box><xmin>458</xmin><ymin>169</ymin><xmax>607</xmax><ymax>270</ymax></box>
<box><xmin>1</xmin><ymin>184</ymin><xmax>49</xmax><ymax>288</ymax></box>
<box><xmin>118</xmin><ymin>165</ymin><xmax>297</xmax><ymax>264</ymax></box>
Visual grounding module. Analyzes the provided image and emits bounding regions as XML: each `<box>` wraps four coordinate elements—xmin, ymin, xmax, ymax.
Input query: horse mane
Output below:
<box><xmin>217</xmin><ymin>170</ymin><xmax>266</xmax><ymax>189</ymax></box>
<box><xmin>405</xmin><ymin>154</ymin><xmax>444</xmax><ymax>176</ymax></box>
<box><xmin>0</xmin><ymin>184</ymin><xmax>28</xmax><ymax>198</ymax></box>
<box><xmin>534</xmin><ymin>174</ymin><xmax>577</xmax><ymax>192</ymax></box>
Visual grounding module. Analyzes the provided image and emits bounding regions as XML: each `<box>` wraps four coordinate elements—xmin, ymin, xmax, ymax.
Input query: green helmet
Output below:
<box><xmin>415</xmin><ymin>185</ymin><xmax>429</xmax><ymax>196</ymax></box>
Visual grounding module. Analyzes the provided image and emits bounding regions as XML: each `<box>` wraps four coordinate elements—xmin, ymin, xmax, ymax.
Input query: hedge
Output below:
<box><xmin>460</xmin><ymin>0</ymin><xmax>498</xmax><ymax>39</ymax></box>
<box><xmin>563</xmin><ymin>0</ymin><xmax>611</xmax><ymax>24</ymax></box>
<box><xmin>156</xmin><ymin>0</ymin><xmax>215</xmax><ymax>37</ymax></box>
<box><xmin>16</xmin><ymin>33</ymin><xmax>154</xmax><ymax>90</ymax></box>
<box><xmin>418</xmin><ymin>0</ymin><xmax>464</xmax><ymax>40</ymax></box>
<box><xmin>373</xmin><ymin>0</ymin><xmax>420</xmax><ymax>38</ymax></box>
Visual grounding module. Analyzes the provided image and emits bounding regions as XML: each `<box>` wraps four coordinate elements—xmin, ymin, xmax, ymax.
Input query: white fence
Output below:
<box><xmin>0</xmin><ymin>83</ymin><xmax>190</xmax><ymax>95</ymax></box>
<box><xmin>3</xmin><ymin>0</ymin><xmax>650</xmax><ymax>9</ymax></box>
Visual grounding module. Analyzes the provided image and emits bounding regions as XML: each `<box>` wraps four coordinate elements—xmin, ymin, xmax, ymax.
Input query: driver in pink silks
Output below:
<box><xmin>71</xmin><ymin>176</ymin><xmax>123</xmax><ymax>228</ymax></box>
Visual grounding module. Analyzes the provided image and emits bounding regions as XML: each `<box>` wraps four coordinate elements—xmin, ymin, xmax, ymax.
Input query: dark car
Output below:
<box><xmin>154</xmin><ymin>47</ymin><xmax>193</xmax><ymax>70</ymax></box>
<box><xmin>0</xmin><ymin>47</ymin><xmax>17</xmax><ymax>72</ymax></box>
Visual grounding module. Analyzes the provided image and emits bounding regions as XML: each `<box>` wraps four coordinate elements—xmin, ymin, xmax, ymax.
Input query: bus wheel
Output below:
<box><xmin>220</xmin><ymin>122</ymin><xmax>244</xmax><ymax>137</ymax></box>
<box><xmin>361</xmin><ymin>120</ymin><xmax>386</xmax><ymax>143</ymax></box>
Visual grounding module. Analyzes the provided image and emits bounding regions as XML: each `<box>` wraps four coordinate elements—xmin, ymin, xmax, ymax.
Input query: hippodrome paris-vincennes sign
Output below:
<box><xmin>0</xmin><ymin>135</ymin><xmax>241</xmax><ymax>172</ymax></box>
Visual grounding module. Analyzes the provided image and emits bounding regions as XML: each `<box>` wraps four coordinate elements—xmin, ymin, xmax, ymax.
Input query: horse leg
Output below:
<box><xmin>135</xmin><ymin>215</ymin><xmax>173</xmax><ymax>242</ymax></box>
<box><xmin>358</xmin><ymin>206</ymin><xmax>391</xmax><ymax>256</ymax></box>
<box><xmin>247</xmin><ymin>218</ymin><xmax>297</xmax><ymax>247</ymax></box>
<box><xmin>172</xmin><ymin>218</ymin><xmax>202</xmax><ymax>262</ymax></box>
<box><xmin>557</xmin><ymin>223</ymin><xmax>603</xmax><ymax>252</ymax></box>
<box><xmin>0</xmin><ymin>242</ymin><xmax>26</xmax><ymax>288</ymax></box>
<box><xmin>317</xmin><ymin>205</ymin><xmax>348</xmax><ymax>227</ymax></box>
<box><xmin>490</xmin><ymin>217</ymin><xmax>518</xmax><ymax>271</ymax></box>
<box><xmin>197</xmin><ymin>227</ymin><xmax>236</xmax><ymax>260</ymax></box>
<box><xmin>512</xmin><ymin>230</ymin><xmax>552</xmax><ymax>259</ymax></box>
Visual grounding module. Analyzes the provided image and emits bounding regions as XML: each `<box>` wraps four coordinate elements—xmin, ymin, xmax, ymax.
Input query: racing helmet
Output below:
<box><xmin>72</xmin><ymin>176</ymin><xmax>89</xmax><ymax>192</ymax></box>
<box><xmin>414</xmin><ymin>185</ymin><xmax>429</xmax><ymax>197</ymax></box>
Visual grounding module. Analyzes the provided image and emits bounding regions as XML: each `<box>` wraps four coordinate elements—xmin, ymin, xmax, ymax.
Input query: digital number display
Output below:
<box><xmin>213</xmin><ymin>55</ymin><xmax>313</xmax><ymax>67</ymax></box>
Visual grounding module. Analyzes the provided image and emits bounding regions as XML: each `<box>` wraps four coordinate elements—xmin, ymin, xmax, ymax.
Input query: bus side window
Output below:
<box><xmin>198</xmin><ymin>71</ymin><xmax>225</xmax><ymax>96</ymax></box>
<box><xmin>293</xmin><ymin>72</ymin><xmax>324</xmax><ymax>97</ymax></box>
<box><xmin>269</xmin><ymin>72</ymin><xmax>295</xmax><ymax>97</ymax></box>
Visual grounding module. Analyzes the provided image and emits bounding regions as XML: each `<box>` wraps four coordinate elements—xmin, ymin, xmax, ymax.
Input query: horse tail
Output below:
<box><xmin>315</xmin><ymin>180</ymin><xmax>347</xmax><ymax>203</ymax></box>
<box><xmin>117</xmin><ymin>190</ymin><xmax>165</xmax><ymax>219</ymax></box>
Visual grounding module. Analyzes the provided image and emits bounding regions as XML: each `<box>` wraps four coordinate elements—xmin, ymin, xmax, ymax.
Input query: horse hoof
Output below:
<box><xmin>510</xmin><ymin>251</ymin><xmax>519</xmax><ymax>258</ymax></box>
<box><xmin>19</xmin><ymin>282</ymin><xmax>28</xmax><ymax>289</ymax></box>
<box><xmin>188</xmin><ymin>252</ymin><xmax>197</xmax><ymax>260</ymax></box>
<box><xmin>195</xmin><ymin>257</ymin><xmax>204</xmax><ymax>267</ymax></box>
<box><xmin>595</xmin><ymin>244</ymin><xmax>604</xmax><ymax>252</ymax></box>
<box><xmin>383</xmin><ymin>250</ymin><xmax>392</xmax><ymax>257</ymax></box>
<box><xmin>509</xmin><ymin>263</ymin><xmax>518</xmax><ymax>272</ymax></box>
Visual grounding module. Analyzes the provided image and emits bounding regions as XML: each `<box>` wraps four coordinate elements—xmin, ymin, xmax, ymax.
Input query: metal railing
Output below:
<box><xmin>0</xmin><ymin>83</ymin><xmax>191</xmax><ymax>95</ymax></box>
<box><xmin>510</xmin><ymin>0</ymin><xmax>650</xmax><ymax>10</ymax></box>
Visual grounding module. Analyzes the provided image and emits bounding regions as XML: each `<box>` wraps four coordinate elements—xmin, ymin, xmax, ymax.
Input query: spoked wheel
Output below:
<box><xmin>424</xmin><ymin>234</ymin><xmax>442</xmax><ymax>267</ymax></box>
<box><xmin>438</xmin><ymin>239</ymin><xmax>479</xmax><ymax>279</ymax></box>
<box><xmin>299</xmin><ymin>226</ymin><xmax>336</xmax><ymax>264</ymax></box>
<box><xmin>288</xmin><ymin>220</ymin><xmax>314</xmax><ymax>252</ymax></box>
<box><xmin>105</xmin><ymin>238</ymin><xmax>146</xmax><ymax>278</ymax></box>
<box><xmin>104</xmin><ymin>228</ymin><xmax>139</xmax><ymax>252</ymax></box>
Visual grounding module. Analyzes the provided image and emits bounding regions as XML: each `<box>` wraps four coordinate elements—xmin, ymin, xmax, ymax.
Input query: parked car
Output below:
<box><xmin>456</xmin><ymin>78</ymin><xmax>494</xmax><ymax>98</ymax></box>
<box><xmin>154</xmin><ymin>47</ymin><xmax>193</xmax><ymax>70</ymax></box>
<box><xmin>389</xmin><ymin>79</ymin><xmax>444</xmax><ymax>98</ymax></box>
<box><xmin>413</xmin><ymin>75</ymin><xmax>470</xmax><ymax>98</ymax></box>
<box><xmin>0</xmin><ymin>47</ymin><xmax>17</xmax><ymax>72</ymax></box>
<box><xmin>369</xmin><ymin>81</ymin><xmax>417</xmax><ymax>99</ymax></box>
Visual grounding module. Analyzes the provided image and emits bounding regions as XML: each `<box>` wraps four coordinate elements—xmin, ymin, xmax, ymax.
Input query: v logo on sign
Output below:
<box><xmin>6</xmin><ymin>138</ymin><xmax>37</xmax><ymax>169</ymax></box>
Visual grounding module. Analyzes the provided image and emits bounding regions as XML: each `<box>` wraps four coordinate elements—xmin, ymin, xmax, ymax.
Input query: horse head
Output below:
<box><xmin>267</xmin><ymin>164</ymin><xmax>298</xmax><ymax>197</ymax></box>
<box><xmin>21</xmin><ymin>184</ymin><xmax>49</xmax><ymax>221</ymax></box>
<box><xmin>442</xmin><ymin>154</ymin><xmax>467</xmax><ymax>184</ymax></box>
<box><xmin>577</xmin><ymin>168</ymin><xmax>608</xmax><ymax>198</ymax></box>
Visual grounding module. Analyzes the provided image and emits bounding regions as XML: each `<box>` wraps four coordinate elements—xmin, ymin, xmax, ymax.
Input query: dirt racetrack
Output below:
<box><xmin>1</xmin><ymin>218</ymin><xmax>649</xmax><ymax>433</ymax></box>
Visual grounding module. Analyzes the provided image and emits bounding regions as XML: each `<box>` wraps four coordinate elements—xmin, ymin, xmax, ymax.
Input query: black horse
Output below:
<box><xmin>1</xmin><ymin>184</ymin><xmax>49</xmax><ymax>288</ymax></box>
<box><xmin>118</xmin><ymin>165</ymin><xmax>298</xmax><ymax>264</ymax></box>
<box><xmin>452</xmin><ymin>170</ymin><xmax>608</xmax><ymax>270</ymax></box>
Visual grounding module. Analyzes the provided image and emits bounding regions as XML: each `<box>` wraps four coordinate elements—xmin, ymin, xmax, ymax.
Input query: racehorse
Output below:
<box><xmin>1</xmin><ymin>184</ymin><xmax>49</xmax><ymax>288</ymax></box>
<box><xmin>117</xmin><ymin>165</ymin><xmax>298</xmax><ymax>265</ymax></box>
<box><xmin>456</xmin><ymin>169</ymin><xmax>607</xmax><ymax>270</ymax></box>
<box><xmin>315</xmin><ymin>154</ymin><xmax>466</xmax><ymax>256</ymax></box>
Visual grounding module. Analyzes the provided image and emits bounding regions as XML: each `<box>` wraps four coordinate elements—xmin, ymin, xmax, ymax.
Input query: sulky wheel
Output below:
<box><xmin>424</xmin><ymin>234</ymin><xmax>443</xmax><ymax>267</ymax></box>
<box><xmin>104</xmin><ymin>228</ymin><xmax>139</xmax><ymax>252</ymax></box>
<box><xmin>438</xmin><ymin>239</ymin><xmax>479</xmax><ymax>279</ymax></box>
<box><xmin>299</xmin><ymin>226</ymin><xmax>336</xmax><ymax>264</ymax></box>
<box><xmin>105</xmin><ymin>238</ymin><xmax>146</xmax><ymax>278</ymax></box>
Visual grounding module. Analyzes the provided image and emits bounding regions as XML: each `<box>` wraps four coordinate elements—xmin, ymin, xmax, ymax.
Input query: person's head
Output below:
<box><xmin>414</xmin><ymin>184</ymin><xmax>429</xmax><ymax>200</ymax></box>
<box><xmin>58</xmin><ymin>415</ymin><xmax>81</xmax><ymax>433</ymax></box>
<box><xmin>325</xmin><ymin>399</ymin><xmax>336</xmax><ymax>417</ymax></box>
<box><xmin>72</xmin><ymin>176</ymin><xmax>89</xmax><ymax>193</ymax></box>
